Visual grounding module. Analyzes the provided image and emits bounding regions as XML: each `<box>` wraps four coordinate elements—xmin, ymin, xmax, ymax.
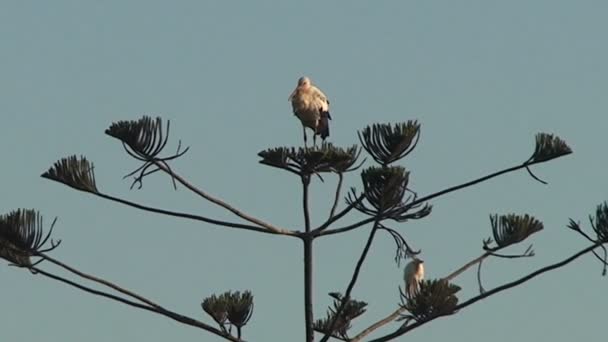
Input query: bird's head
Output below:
<box><xmin>297</xmin><ymin>76</ymin><xmax>311</xmax><ymax>87</ymax></box>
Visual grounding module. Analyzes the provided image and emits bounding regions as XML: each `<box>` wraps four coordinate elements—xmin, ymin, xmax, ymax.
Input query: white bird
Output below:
<box><xmin>403</xmin><ymin>259</ymin><xmax>424</xmax><ymax>298</ymax></box>
<box><xmin>288</xmin><ymin>76</ymin><xmax>332</xmax><ymax>147</ymax></box>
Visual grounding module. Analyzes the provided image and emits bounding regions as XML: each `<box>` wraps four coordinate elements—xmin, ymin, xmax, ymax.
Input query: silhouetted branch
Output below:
<box><xmin>31</xmin><ymin>267</ymin><xmax>241</xmax><ymax>341</ymax></box>
<box><xmin>349</xmin><ymin>308</ymin><xmax>403</xmax><ymax>342</ymax></box>
<box><xmin>42</xmin><ymin>156</ymin><xmax>297</xmax><ymax>237</ymax></box>
<box><xmin>319</xmin><ymin>219</ymin><xmax>381</xmax><ymax>342</ymax></box>
<box><xmin>104</xmin><ymin>117</ymin><xmax>283</xmax><ymax>233</ymax></box>
<box><xmin>320</xmin><ymin>155</ymin><xmax>569</xmax><ymax>238</ymax></box>
<box><xmin>378</xmin><ymin>224</ymin><xmax>421</xmax><ymax>266</ymax></box>
<box><xmin>568</xmin><ymin>202</ymin><xmax>608</xmax><ymax>276</ymax></box>
<box><xmin>39</xmin><ymin>253</ymin><xmax>160</xmax><ymax>308</ymax></box>
<box><xmin>328</xmin><ymin>173</ymin><xmax>344</xmax><ymax>220</ymax></box>
<box><xmin>97</xmin><ymin>191</ymin><xmax>297</xmax><ymax>236</ymax></box>
<box><xmin>568</xmin><ymin>219</ymin><xmax>608</xmax><ymax>275</ymax></box>
<box><xmin>152</xmin><ymin>160</ymin><xmax>286</xmax><ymax>234</ymax></box>
<box><xmin>313</xmin><ymin>192</ymin><xmax>365</xmax><ymax>235</ymax></box>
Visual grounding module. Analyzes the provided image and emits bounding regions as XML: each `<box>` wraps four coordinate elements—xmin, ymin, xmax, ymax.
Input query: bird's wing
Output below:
<box><xmin>403</xmin><ymin>262</ymin><xmax>415</xmax><ymax>282</ymax></box>
<box><xmin>311</xmin><ymin>86</ymin><xmax>330</xmax><ymax>111</ymax></box>
<box><xmin>416</xmin><ymin>263</ymin><xmax>425</xmax><ymax>283</ymax></box>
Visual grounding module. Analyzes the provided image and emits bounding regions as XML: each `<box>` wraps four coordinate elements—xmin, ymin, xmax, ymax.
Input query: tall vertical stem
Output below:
<box><xmin>302</xmin><ymin>175</ymin><xmax>314</xmax><ymax>341</ymax></box>
<box><xmin>303</xmin><ymin>237</ymin><xmax>314</xmax><ymax>342</ymax></box>
<box><xmin>302</xmin><ymin>175</ymin><xmax>311</xmax><ymax>231</ymax></box>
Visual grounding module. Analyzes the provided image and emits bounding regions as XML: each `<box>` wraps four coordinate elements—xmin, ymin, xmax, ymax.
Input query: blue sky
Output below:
<box><xmin>1</xmin><ymin>1</ymin><xmax>607</xmax><ymax>341</ymax></box>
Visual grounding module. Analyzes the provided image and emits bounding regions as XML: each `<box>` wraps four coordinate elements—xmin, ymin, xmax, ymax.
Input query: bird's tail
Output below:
<box><xmin>317</xmin><ymin>111</ymin><xmax>331</xmax><ymax>140</ymax></box>
<box><xmin>407</xmin><ymin>281</ymin><xmax>418</xmax><ymax>299</ymax></box>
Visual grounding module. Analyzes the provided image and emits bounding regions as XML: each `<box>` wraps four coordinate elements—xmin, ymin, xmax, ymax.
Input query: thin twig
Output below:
<box><xmin>319</xmin><ymin>219</ymin><xmax>382</xmax><ymax>342</ymax></box>
<box><xmin>477</xmin><ymin>258</ymin><xmax>486</xmax><ymax>293</ymax></box>
<box><xmin>369</xmin><ymin>242</ymin><xmax>603</xmax><ymax>341</ymax></box>
<box><xmin>153</xmin><ymin>161</ymin><xmax>284</xmax><ymax>234</ymax></box>
<box><xmin>407</xmin><ymin>162</ymin><xmax>541</xmax><ymax>210</ymax></box>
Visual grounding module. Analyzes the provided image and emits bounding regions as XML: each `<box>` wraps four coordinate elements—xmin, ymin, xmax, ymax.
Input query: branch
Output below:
<box><xmin>318</xmin><ymin>216</ymin><xmax>377</xmax><ymax>237</ymax></box>
<box><xmin>320</xmin><ymin>161</ymin><xmax>548</xmax><ymax>237</ymax></box>
<box><xmin>443</xmin><ymin>252</ymin><xmax>491</xmax><ymax>282</ymax></box>
<box><xmin>39</xmin><ymin>253</ymin><xmax>161</xmax><ymax>308</ymax></box>
<box><xmin>31</xmin><ymin>267</ymin><xmax>241</xmax><ymax>342</ymax></box>
<box><xmin>328</xmin><ymin>173</ymin><xmax>344</xmax><ymax>221</ymax></box>
<box><xmin>369</xmin><ymin>242</ymin><xmax>603</xmax><ymax>341</ymax></box>
<box><xmin>153</xmin><ymin>161</ymin><xmax>284</xmax><ymax>234</ymax></box>
<box><xmin>90</xmin><ymin>190</ymin><xmax>297</xmax><ymax>237</ymax></box>
<box><xmin>350</xmin><ymin>308</ymin><xmax>403</xmax><ymax>342</ymax></box>
<box><xmin>407</xmin><ymin>162</ymin><xmax>540</xmax><ymax>210</ymax></box>
<box><xmin>319</xmin><ymin>219</ymin><xmax>381</xmax><ymax>342</ymax></box>
<box><xmin>312</xmin><ymin>194</ymin><xmax>365</xmax><ymax>235</ymax></box>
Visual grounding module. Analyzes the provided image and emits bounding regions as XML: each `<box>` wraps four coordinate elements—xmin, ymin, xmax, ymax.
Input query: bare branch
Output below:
<box><xmin>319</xmin><ymin>219</ymin><xmax>381</xmax><ymax>342</ymax></box>
<box><xmin>31</xmin><ymin>267</ymin><xmax>241</xmax><ymax>342</ymax></box>
<box><xmin>318</xmin><ymin>216</ymin><xmax>377</xmax><ymax>237</ymax></box>
<box><xmin>350</xmin><ymin>308</ymin><xmax>403</xmax><ymax>342</ymax></box>
<box><xmin>313</xmin><ymin>194</ymin><xmax>365</xmax><ymax>235</ymax></box>
<box><xmin>328</xmin><ymin>173</ymin><xmax>344</xmax><ymax>221</ymax></box>
<box><xmin>320</xmin><ymin>161</ymin><xmax>559</xmax><ymax>238</ymax></box>
<box><xmin>153</xmin><ymin>160</ymin><xmax>285</xmax><ymax>234</ymax></box>
<box><xmin>92</xmin><ymin>191</ymin><xmax>298</xmax><ymax>237</ymax></box>
<box><xmin>39</xmin><ymin>253</ymin><xmax>161</xmax><ymax>308</ymax></box>
<box><xmin>444</xmin><ymin>252</ymin><xmax>491</xmax><ymax>282</ymax></box>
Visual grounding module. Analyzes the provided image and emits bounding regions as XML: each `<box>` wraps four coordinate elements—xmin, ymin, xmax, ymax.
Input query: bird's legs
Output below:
<box><xmin>302</xmin><ymin>126</ymin><xmax>308</xmax><ymax>148</ymax></box>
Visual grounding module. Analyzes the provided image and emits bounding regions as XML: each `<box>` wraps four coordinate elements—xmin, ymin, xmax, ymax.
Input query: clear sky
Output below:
<box><xmin>1</xmin><ymin>1</ymin><xmax>607</xmax><ymax>341</ymax></box>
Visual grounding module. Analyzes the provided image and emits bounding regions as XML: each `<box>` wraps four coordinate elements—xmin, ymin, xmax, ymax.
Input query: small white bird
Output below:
<box><xmin>403</xmin><ymin>259</ymin><xmax>425</xmax><ymax>298</ymax></box>
<box><xmin>288</xmin><ymin>76</ymin><xmax>332</xmax><ymax>147</ymax></box>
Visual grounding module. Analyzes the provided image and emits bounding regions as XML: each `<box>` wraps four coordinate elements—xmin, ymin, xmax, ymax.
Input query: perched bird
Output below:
<box><xmin>403</xmin><ymin>259</ymin><xmax>425</xmax><ymax>298</ymax></box>
<box><xmin>288</xmin><ymin>76</ymin><xmax>332</xmax><ymax>147</ymax></box>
